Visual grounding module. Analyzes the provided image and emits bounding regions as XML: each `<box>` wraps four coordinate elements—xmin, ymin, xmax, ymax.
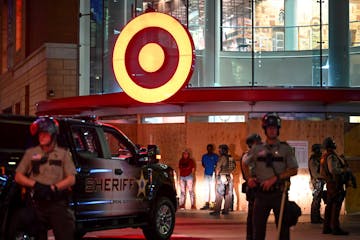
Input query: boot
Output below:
<box><xmin>209</xmin><ymin>211</ymin><xmax>220</xmax><ymax>216</ymax></box>
<box><xmin>332</xmin><ymin>228</ymin><xmax>349</xmax><ymax>235</ymax></box>
<box><xmin>322</xmin><ymin>227</ymin><xmax>332</xmax><ymax>234</ymax></box>
<box><xmin>200</xmin><ymin>202</ymin><xmax>210</xmax><ymax>210</ymax></box>
<box><xmin>311</xmin><ymin>216</ymin><xmax>324</xmax><ymax>224</ymax></box>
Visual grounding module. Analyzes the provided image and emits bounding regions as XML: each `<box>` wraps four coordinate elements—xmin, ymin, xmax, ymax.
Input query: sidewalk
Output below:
<box><xmin>176</xmin><ymin>210</ymin><xmax>360</xmax><ymax>239</ymax></box>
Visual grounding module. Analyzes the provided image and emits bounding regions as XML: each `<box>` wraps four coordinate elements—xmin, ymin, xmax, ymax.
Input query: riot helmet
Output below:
<box><xmin>30</xmin><ymin>117</ymin><xmax>59</xmax><ymax>138</ymax></box>
<box><xmin>262</xmin><ymin>112</ymin><xmax>281</xmax><ymax>130</ymax></box>
<box><xmin>218</xmin><ymin>144</ymin><xmax>229</xmax><ymax>155</ymax></box>
<box><xmin>323</xmin><ymin>137</ymin><xmax>336</xmax><ymax>150</ymax></box>
<box><xmin>246</xmin><ymin>133</ymin><xmax>262</xmax><ymax>148</ymax></box>
<box><xmin>262</xmin><ymin>112</ymin><xmax>281</xmax><ymax>136</ymax></box>
<box><xmin>311</xmin><ymin>143</ymin><xmax>322</xmax><ymax>154</ymax></box>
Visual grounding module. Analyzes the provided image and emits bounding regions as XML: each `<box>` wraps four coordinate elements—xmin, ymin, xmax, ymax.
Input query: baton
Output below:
<box><xmin>277</xmin><ymin>181</ymin><xmax>290</xmax><ymax>240</ymax></box>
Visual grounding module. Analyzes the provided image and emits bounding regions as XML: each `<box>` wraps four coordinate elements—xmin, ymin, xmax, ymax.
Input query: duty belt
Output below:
<box><xmin>256</xmin><ymin>182</ymin><xmax>284</xmax><ymax>193</ymax></box>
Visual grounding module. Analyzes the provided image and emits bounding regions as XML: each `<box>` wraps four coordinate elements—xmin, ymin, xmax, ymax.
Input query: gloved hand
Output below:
<box><xmin>33</xmin><ymin>182</ymin><xmax>53</xmax><ymax>200</ymax></box>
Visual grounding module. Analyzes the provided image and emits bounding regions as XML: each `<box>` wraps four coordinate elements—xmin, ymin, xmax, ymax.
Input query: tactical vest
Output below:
<box><xmin>320</xmin><ymin>151</ymin><xmax>346</xmax><ymax>182</ymax></box>
<box><xmin>308</xmin><ymin>153</ymin><xmax>322</xmax><ymax>179</ymax></box>
<box><xmin>220</xmin><ymin>155</ymin><xmax>236</xmax><ymax>174</ymax></box>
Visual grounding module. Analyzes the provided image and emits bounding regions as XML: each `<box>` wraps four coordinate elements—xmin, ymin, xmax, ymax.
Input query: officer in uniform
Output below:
<box><xmin>210</xmin><ymin>144</ymin><xmax>235</xmax><ymax>216</ymax></box>
<box><xmin>241</xmin><ymin>133</ymin><xmax>262</xmax><ymax>240</ymax></box>
<box><xmin>15</xmin><ymin>117</ymin><xmax>77</xmax><ymax>240</ymax></box>
<box><xmin>308</xmin><ymin>143</ymin><xmax>325</xmax><ymax>224</ymax></box>
<box><xmin>320</xmin><ymin>137</ymin><xmax>350</xmax><ymax>235</ymax></box>
<box><xmin>245</xmin><ymin>113</ymin><xmax>298</xmax><ymax>240</ymax></box>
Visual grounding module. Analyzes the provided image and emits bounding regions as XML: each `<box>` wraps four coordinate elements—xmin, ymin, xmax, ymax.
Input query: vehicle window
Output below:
<box><xmin>0</xmin><ymin>121</ymin><xmax>38</xmax><ymax>150</ymax></box>
<box><xmin>104</xmin><ymin>131</ymin><xmax>133</xmax><ymax>159</ymax></box>
<box><xmin>71</xmin><ymin>126</ymin><xmax>101</xmax><ymax>158</ymax></box>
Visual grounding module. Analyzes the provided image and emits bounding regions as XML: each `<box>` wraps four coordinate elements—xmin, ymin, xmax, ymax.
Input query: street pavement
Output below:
<box><xmin>81</xmin><ymin>210</ymin><xmax>360</xmax><ymax>240</ymax></box>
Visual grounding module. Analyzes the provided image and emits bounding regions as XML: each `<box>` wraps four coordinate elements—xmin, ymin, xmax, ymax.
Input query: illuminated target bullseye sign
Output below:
<box><xmin>112</xmin><ymin>12</ymin><xmax>195</xmax><ymax>103</ymax></box>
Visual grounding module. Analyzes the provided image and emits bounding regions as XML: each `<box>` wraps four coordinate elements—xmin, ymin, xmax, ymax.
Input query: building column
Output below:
<box><xmin>285</xmin><ymin>0</ymin><xmax>298</xmax><ymax>50</ymax></box>
<box><xmin>79</xmin><ymin>0</ymin><xmax>90</xmax><ymax>95</ymax></box>
<box><xmin>328</xmin><ymin>0</ymin><xmax>349</xmax><ymax>87</ymax></box>
<box><xmin>204</xmin><ymin>1</ymin><xmax>216</xmax><ymax>86</ymax></box>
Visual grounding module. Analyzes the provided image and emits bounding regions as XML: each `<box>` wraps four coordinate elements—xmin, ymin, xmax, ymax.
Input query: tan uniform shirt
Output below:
<box><xmin>246</xmin><ymin>140</ymin><xmax>298</xmax><ymax>182</ymax></box>
<box><xmin>16</xmin><ymin>145</ymin><xmax>76</xmax><ymax>185</ymax></box>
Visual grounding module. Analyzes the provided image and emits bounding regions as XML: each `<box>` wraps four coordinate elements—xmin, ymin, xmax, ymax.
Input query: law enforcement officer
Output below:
<box><xmin>241</xmin><ymin>133</ymin><xmax>262</xmax><ymax>240</ymax></box>
<box><xmin>15</xmin><ymin>117</ymin><xmax>77</xmax><ymax>240</ymax></box>
<box><xmin>245</xmin><ymin>113</ymin><xmax>298</xmax><ymax>240</ymax></box>
<box><xmin>308</xmin><ymin>143</ymin><xmax>325</xmax><ymax>224</ymax></box>
<box><xmin>200</xmin><ymin>144</ymin><xmax>219</xmax><ymax>210</ymax></box>
<box><xmin>210</xmin><ymin>144</ymin><xmax>235</xmax><ymax>216</ymax></box>
<box><xmin>320</xmin><ymin>137</ymin><xmax>350</xmax><ymax>235</ymax></box>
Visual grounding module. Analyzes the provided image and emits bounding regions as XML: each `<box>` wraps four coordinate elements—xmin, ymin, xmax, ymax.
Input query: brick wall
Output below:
<box><xmin>0</xmin><ymin>43</ymin><xmax>78</xmax><ymax>115</ymax></box>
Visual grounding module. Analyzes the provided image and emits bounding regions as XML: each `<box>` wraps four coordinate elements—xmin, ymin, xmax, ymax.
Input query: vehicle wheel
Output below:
<box><xmin>6</xmin><ymin>208</ymin><xmax>37</xmax><ymax>240</ymax></box>
<box><xmin>74</xmin><ymin>230</ymin><xmax>86</xmax><ymax>240</ymax></box>
<box><xmin>142</xmin><ymin>197</ymin><xmax>175</xmax><ymax>240</ymax></box>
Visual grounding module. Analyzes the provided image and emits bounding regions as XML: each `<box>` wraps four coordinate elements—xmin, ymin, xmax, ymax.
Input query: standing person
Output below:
<box><xmin>15</xmin><ymin>117</ymin><xmax>76</xmax><ymax>240</ymax></box>
<box><xmin>200</xmin><ymin>144</ymin><xmax>219</xmax><ymax>210</ymax></box>
<box><xmin>210</xmin><ymin>144</ymin><xmax>236</xmax><ymax>216</ymax></box>
<box><xmin>245</xmin><ymin>112</ymin><xmax>298</xmax><ymax>240</ymax></box>
<box><xmin>178</xmin><ymin>149</ymin><xmax>196</xmax><ymax>210</ymax></box>
<box><xmin>320</xmin><ymin>137</ymin><xmax>351</xmax><ymax>235</ymax></box>
<box><xmin>241</xmin><ymin>133</ymin><xmax>262</xmax><ymax>240</ymax></box>
<box><xmin>308</xmin><ymin>143</ymin><xmax>325</xmax><ymax>224</ymax></box>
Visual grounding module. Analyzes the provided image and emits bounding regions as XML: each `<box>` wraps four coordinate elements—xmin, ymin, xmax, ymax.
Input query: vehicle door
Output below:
<box><xmin>102</xmin><ymin>125</ymin><xmax>148</xmax><ymax>215</ymax></box>
<box><xmin>70</xmin><ymin>125</ymin><xmax>115</xmax><ymax>219</ymax></box>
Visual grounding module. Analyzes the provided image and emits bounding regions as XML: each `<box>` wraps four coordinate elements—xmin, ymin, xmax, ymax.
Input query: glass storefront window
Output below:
<box><xmin>221</xmin><ymin>0</ymin><xmax>252</xmax><ymax>52</ymax></box>
<box><xmin>87</xmin><ymin>0</ymin><xmax>359</xmax><ymax>94</ymax></box>
<box><xmin>350</xmin><ymin>0</ymin><xmax>360</xmax><ymax>87</ymax></box>
<box><xmin>189</xmin><ymin>0</ymin><xmax>205</xmax><ymax>50</ymax></box>
<box><xmin>220</xmin><ymin>0</ymin><xmax>330</xmax><ymax>52</ymax></box>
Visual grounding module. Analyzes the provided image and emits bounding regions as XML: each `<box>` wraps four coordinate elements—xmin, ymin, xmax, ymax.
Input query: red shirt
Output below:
<box><xmin>179</xmin><ymin>157</ymin><xmax>195</xmax><ymax>177</ymax></box>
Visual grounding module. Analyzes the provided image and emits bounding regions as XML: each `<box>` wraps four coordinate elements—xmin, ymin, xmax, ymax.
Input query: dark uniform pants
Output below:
<box><xmin>34</xmin><ymin>199</ymin><xmax>75</xmax><ymax>240</ymax></box>
<box><xmin>253</xmin><ymin>191</ymin><xmax>290</xmax><ymax>240</ymax></box>
<box><xmin>246</xmin><ymin>187</ymin><xmax>256</xmax><ymax>240</ymax></box>
<box><xmin>310</xmin><ymin>178</ymin><xmax>325</xmax><ymax>221</ymax></box>
<box><xmin>324</xmin><ymin>182</ymin><xmax>345</xmax><ymax>231</ymax></box>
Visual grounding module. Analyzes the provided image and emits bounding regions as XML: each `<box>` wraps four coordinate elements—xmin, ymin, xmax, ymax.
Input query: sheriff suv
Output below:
<box><xmin>0</xmin><ymin>114</ymin><xmax>177</xmax><ymax>240</ymax></box>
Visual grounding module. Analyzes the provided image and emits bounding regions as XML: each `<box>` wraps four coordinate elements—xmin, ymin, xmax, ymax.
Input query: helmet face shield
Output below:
<box><xmin>30</xmin><ymin>117</ymin><xmax>59</xmax><ymax>137</ymax></box>
<box><xmin>262</xmin><ymin>113</ymin><xmax>281</xmax><ymax>130</ymax></box>
<box><xmin>262</xmin><ymin>113</ymin><xmax>281</xmax><ymax>136</ymax></box>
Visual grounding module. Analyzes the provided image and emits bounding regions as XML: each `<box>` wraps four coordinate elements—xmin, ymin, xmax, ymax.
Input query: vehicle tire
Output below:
<box><xmin>142</xmin><ymin>197</ymin><xmax>175</xmax><ymax>240</ymax></box>
<box><xmin>74</xmin><ymin>230</ymin><xmax>86</xmax><ymax>240</ymax></box>
<box><xmin>6</xmin><ymin>207</ymin><xmax>38</xmax><ymax>240</ymax></box>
